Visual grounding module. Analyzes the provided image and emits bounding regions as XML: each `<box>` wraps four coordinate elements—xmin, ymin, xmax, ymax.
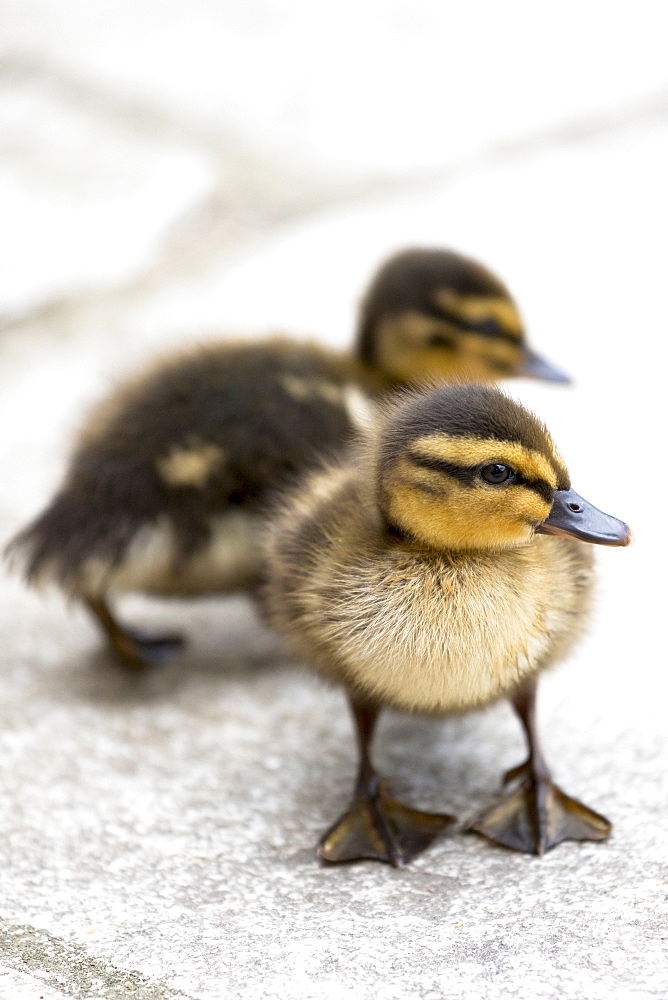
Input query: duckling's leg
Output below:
<box><xmin>469</xmin><ymin>678</ymin><xmax>612</xmax><ymax>854</ymax></box>
<box><xmin>318</xmin><ymin>698</ymin><xmax>456</xmax><ymax>866</ymax></box>
<box><xmin>85</xmin><ymin>597</ymin><xmax>185</xmax><ymax>669</ymax></box>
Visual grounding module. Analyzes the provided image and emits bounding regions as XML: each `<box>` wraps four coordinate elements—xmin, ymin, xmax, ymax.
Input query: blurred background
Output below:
<box><xmin>0</xmin><ymin>3</ymin><xmax>666</xmax><ymax>998</ymax></box>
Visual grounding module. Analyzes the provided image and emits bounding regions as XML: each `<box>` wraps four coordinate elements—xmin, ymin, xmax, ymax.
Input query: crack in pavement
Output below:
<box><xmin>0</xmin><ymin>916</ymin><xmax>198</xmax><ymax>1000</ymax></box>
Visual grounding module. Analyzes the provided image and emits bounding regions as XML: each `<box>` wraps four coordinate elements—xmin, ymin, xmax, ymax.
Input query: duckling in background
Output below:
<box><xmin>263</xmin><ymin>384</ymin><xmax>631</xmax><ymax>862</ymax></box>
<box><xmin>358</xmin><ymin>248</ymin><xmax>568</xmax><ymax>385</ymax></box>
<box><xmin>6</xmin><ymin>248</ymin><xmax>567</xmax><ymax>669</ymax></box>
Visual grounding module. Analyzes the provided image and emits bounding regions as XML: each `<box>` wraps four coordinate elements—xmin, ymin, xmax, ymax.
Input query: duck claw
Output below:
<box><xmin>111</xmin><ymin>627</ymin><xmax>185</xmax><ymax>669</ymax></box>
<box><xmin>319</xmin><ymin>786</ymin><xmax>456</xmax><ymax>866</ymax></box>
<box><xmin>469</xmin><ymin>771</ymin><xmax>612</xmax><ymax>855</ymax></box>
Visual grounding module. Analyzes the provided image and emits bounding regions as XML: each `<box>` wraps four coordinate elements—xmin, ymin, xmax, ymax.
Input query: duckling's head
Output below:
<box><xmin>377</xmin><ymin>384</ymin><xmax>631</xmax><ymax>552</ymax></box>
<box><xmin>357</xmin><ymin>248</ymin><xmax>568</xmax><ymax>386</ymax></box>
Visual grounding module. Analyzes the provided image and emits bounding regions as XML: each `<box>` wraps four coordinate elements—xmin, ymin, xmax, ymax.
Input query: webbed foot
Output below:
<box><xmin>319</xmin><ymin>782</ymin><xmax>456</xmax><ymax>866</ymax></box>
<box><xmin>85</xmin><ymin>596</ymin><xmax>185</xmax><ymax>669</ymax></box>
<box><xmin>469</xmin><ymin>761</ymin><xmax>612</xmax><ymax>855</ymax></box>
<box><xmin>111</xmin><ymin>626</ymin><xmax>186</xmax><ymax>669</ymax></box>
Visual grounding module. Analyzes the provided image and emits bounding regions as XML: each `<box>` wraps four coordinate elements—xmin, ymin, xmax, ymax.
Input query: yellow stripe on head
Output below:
<box><xmin>411</xmin><ymin>433</ymin><xmax>561</xmax><ymax>490</ymax></box>
<box><xmin>434</xmin><ymin>291</ymin><xmax>524</xmax><ymax>339</ymax></box>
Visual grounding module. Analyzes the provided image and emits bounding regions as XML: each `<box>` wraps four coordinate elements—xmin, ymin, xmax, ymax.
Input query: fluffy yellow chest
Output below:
<box><xmin>321</xmin><ymin>540</ymin><xmax>585</xmax><ymax>715</ymax></box>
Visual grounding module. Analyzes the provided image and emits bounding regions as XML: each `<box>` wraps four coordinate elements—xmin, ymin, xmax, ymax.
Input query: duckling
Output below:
<box><xmin>358</xmin><ymin>247</ymin><xmax>568</xmax><ymax>385</ymax></box>
<box><xmin>6</xmin><ymin>248</ymin><xmax>567</xmax><ymax>669</ymax></box>
<box><xmin>262</xmin><ymin>384</ymin><xmax>631</xmax><ymax>862</ymax></box>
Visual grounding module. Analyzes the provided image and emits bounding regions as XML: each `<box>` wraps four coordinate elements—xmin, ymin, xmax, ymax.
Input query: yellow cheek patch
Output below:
<box><xmin>375</xmin><ymin>313</ymin><xmax>432</xmax><ymax>350</ymax></box>
<box><xmin>374</xmin><ymin>314</ymin><xmax>462</xmax><ymax>383</ymax></box>
<box><xmin>373</xmin><ymin>311</ymin><xmax>527</xmax><ymax>387</ymax></box>
<box><xmin>507</xmin><ymin>487</ymin><xmax>553</xmax><ymax>524</ymax></box>
<box><xmin>386</xmin><ymin>482</ymin><xmax>539</xmax><ymax>551</ymax></box>
<box><xmin>386</xmin><ymin>474</ymin><xmax>552</xmax><ymax>552</ymax></box>
<box><xmin>440</xmin><ymin>336</ymin><xmax>523</xmax><ymax>382</ymax></box>
<box><xmin>434</xmin><ymin>291</ymin><xmax>524</xmax><ymax>338</ymax></box>
<box><xmin>411</xmin><ymin>434</ymin><xmax>560</xmax><ymax>489</ymax></box>
<box><xmin>458</xmin><ymin>334</ymin><xmax>523</xmax><ymax>367</ymax></box>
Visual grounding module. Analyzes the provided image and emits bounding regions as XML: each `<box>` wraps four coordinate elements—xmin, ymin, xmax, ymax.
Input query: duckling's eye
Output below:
<box><xmin>480</xmin><ymin>463</ymin><xmax>514</xmax><ymax>484</ymax></box>
<box><xmin>426</xmin><ymin>333</ymin><xmax>455</xmax><ymax>350</ymax></box>
<box><xmin>477</xmin><ymin>318</ymin><xmax>500</xmax><ymax>338</ymax></box>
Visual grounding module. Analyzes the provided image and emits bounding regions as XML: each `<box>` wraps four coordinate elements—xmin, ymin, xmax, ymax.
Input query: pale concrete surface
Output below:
<box><xmin>1</xmin><ymin>964</ymin><xmax>71</xmax><ymax>1000</ymax></box>
<box><xmin>1</xmin><ymin>3</ymin><xmax>667</xmax><ymax>999</ymax></box>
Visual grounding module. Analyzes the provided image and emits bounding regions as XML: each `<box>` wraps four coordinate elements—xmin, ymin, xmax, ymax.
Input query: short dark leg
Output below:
<box><xmin>85</xmin><ymin>597</ymin><xmax>185</xmax><ymax>669</ymax></box>
<box><xmin>318</xmin><ymin>697</ymin><xmax>456</xmax><ymax>866</ymax></box>
<box><xmin>469</xmin><ymin>677</ymin><xmax>612</xmax><ymax>855</ymax></box>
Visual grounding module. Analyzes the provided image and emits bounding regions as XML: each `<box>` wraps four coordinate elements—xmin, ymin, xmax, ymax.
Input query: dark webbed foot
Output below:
<box><xmin>319</xmin><ymin>698</ymin><xmax>456</xmax><ymax>866</ymax></box>
<box><xmin>85</xmin><ymin>597</ymin><xmax>185</xmax><ymax>669</ymax></box>
<box><xmin>468</xmin><ymin>678</ymin><xmax>612</xmax><ymax>855</ymax></box>
<box><xmin>111</xmin><ymin>625</ymin><xmax>186</xmax><ymax>669</ymax></box>
<box><xmin>469</xmin><ymin>760</ymin><xmax>611</xmax><ymax>855</ymax></box>
<box><xmin>319</xmin><ymin>780</ymin><xmax>455</xmax><ymax>866</ymax></box>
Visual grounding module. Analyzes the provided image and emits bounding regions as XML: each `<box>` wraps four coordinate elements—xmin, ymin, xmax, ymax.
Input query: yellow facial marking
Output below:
<box><xmin>411</xmin><ymin>434</ymin><xmax>560</xmax><ymax>489</ymax></box>
<box><xmin>389</xmin><ymin>456</ymin><xmax>449</xmax><ymax>497</ymax></box>
<box><xmin>386</xmin><ymin>475</ymin><xmax>551</xmax><ymax>552</ymax></box>
<box><xmin>373</xmin><ymin>314</ymin><xmax>525</xmax><ymax>386</ymax></box>
<box><xmin>434</xmin><ymin>291</ymin><xmax>524</xmax><ymax>338</ymax></box>
<box><xmin>382</xmin><ymin>429</ymin><xmax>562</xmax><ymax>552</ymax></box>
<box><xmin>458</xmin><ymin>334</ymin><xmax>521</xmax><ymax>367</ymax></box>
<box><xmin>157</xmin><ymin>442</ymin><xmax>225</xmax><ymax>488</ymax></box>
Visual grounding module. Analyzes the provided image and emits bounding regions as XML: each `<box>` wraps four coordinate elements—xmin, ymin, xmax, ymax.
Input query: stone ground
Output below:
<box><xmin>1</xmin><ymin>3</ymin><xmax>667</xmax><ymax>998</ymax></box>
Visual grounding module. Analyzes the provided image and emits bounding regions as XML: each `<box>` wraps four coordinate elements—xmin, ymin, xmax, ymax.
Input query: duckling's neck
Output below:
<box><xmin>381</xmin><ymin>513</ymin><xmax>533</xmax><ymax>560</ymax></box>
<box><xmin>353</xmin><ymin>355</ymin><xmax>399</xmax><ymax>393</ymax></box>
<box><xmin>354</xmin><ymin>348</ymin><xmax>435</xmax><ymax>392</ymax></box>
<box><xmin>351</xmin><ymin>329</ymin><xmax>419</xmax><ymax>391</ymax></box>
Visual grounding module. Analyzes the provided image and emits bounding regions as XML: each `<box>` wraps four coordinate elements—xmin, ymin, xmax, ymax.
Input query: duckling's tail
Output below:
<box><xmin>4</xmin><ymin>489</ymin><xmax>138</xmax><ymax>597</ymax></box>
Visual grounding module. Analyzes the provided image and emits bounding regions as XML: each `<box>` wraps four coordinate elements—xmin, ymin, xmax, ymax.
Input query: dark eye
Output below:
<box><xmin>477</xmin><ymin>318</ymin><xmax>500</xmax><ymax>338</ymax></box>
<box><xmin>481</xmin><ymin>463</ymin><xmax>514</xmax><ymax>484</ymax></box>
<box><xmin>427</xmin><ymin>333</ymin><xmax>455</xmax><ymax>349</ymax></box>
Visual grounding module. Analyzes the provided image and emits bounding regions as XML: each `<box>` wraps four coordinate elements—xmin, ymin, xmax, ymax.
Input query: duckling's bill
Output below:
<box><xmin>536</xmin><ymin>489</ymin><xmax>632</xmax><ymax>546</ymax></box>
<box><xmin>516</xmin><ymin>348</ymin><xmax>570</xmax><ymax>384</ymax></box>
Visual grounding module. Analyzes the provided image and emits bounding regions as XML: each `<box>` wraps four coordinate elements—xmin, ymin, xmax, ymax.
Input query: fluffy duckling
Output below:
<box><xmin>6</xmin><ymin>248</ymin><xmax>567</xmax><ymax>669</ymax></box>
<box><xmin>263</xmin><ymin>384</ymin><xmax>631</xmax><ymax>862</ymax></box>
<box><xmin>358</xmin><ymin>247</ymin><xmax>567</xmax><ymax>385</ymax></box>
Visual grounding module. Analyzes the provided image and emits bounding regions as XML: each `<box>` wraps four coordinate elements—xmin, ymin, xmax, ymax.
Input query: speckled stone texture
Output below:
<box><xmin>1</xmin><ymin>3</ymin><xmax>667</xmax><ymax>998</ymax></box>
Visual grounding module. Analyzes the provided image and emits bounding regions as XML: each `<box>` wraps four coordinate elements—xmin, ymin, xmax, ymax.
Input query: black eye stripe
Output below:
<box><xmin>522</xmin><ymin>477</ymin><xmax>554</xmax><ymax>503</ymax></box>
<box><xmin>420</xmin><ymin>302</ymin><xmax>521</xmax><ymax>344</ymax></box>
<box><xmin>408</xmin><ymin>453</ymin><xmax>479</xmax><ymax>485</ymax></box>
<box><xmin>408</xmin><ymin>452</ymin><xmax>553</xmax><ymax>501</ymax></box>
<box><xmin>426</xmin><ymin>333</ymin><xmax>456</xmax><ymax>349</ymax></box>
